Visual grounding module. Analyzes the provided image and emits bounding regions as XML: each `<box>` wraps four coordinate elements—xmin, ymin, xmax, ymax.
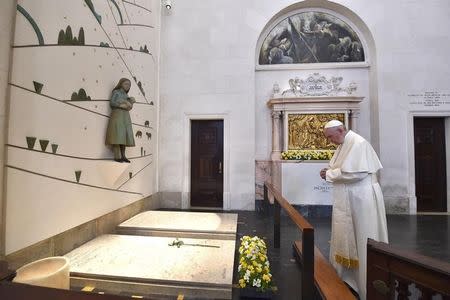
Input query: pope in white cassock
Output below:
<box><xmin>319</xmin><ymin>120</ymin><xmax>389</xmax><ymax>300</ymax></box>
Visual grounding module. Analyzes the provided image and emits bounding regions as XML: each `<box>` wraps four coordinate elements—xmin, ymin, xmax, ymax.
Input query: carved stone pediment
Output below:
<box><xmin>273</xmin><ymin>73</ymin><xmax>357</xmax><ymax>97</ymax></box>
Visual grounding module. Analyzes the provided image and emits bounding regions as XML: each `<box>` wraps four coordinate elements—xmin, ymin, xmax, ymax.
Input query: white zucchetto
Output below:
<box><xmin>324</xmin><ymin>120</ymin><xmax>343</xmax><ymax>129</ymax></box>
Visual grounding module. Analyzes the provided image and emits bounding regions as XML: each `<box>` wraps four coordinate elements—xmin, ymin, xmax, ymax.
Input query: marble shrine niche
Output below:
<box><xmin>267</xmin><ymin>73</ymin><xmax>362</xmax><ymax>160</ymax></box>
<box><xmin>261</xmin><ymin>73</ymin><xmax>363</xmax><ymax>206</ymax></box>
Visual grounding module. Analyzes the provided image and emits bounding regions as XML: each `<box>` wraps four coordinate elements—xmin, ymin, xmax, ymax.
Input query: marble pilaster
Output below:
<box><xmin>271</xmin><ymin>111</ymin><xmax>282</xmax><ymax>160</ymax></box>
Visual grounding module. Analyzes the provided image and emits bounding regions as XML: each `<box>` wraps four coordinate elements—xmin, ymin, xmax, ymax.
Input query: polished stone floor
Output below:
<box><xmin>231</xmin><ymin>208</ymin><xmax>450</xmax><ymax>299</ymax></box>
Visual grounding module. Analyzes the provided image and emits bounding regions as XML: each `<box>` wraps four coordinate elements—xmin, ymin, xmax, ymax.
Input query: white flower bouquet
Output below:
<box><xmin>238</xmin><ymin>236</ymin><xmax>273</xmax><ymax>292</ymax></box>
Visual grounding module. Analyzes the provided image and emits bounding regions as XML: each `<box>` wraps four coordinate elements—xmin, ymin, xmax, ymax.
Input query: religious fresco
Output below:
<box><xmin>259</xmin><ymin>11</ymin><xmax>364</xmax><ymax>64</ymax></box>
<box><xmin>288</xmin><ymin>113</ymin><xmax>345</xmax><ymax>150</ymax></box>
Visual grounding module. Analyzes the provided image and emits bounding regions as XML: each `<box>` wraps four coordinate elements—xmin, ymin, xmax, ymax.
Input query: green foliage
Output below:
<box><xmin>100</xmin><ymin>42</ymin><xmax>110</xmax><ymax>47</ymax></box>
<box><xmin>71</xmin><ymin>92</ymin><xmax>79</xmax><ymax>101</ymax></box>
<box><xmin>71</xmin><ymin>88</ymin><xmax>91</xmax><ymax>101</ymax></box>
<box><xmin>78</xmin><ymin>88</ymin><xmax>87</xmax><ymax>99</ymax></box>
<box><xmin>57</xmin><ymin>26</ymin><xmax>86</xmax><ymax>45</ymax></box>
<box><xmin>139</xmin><ymin>45</ymin><xmax>149</xmax><ymax>53</ymax></box>
<box><xmin>33</xmin><ymin>81</ymin><xmax>43</xmax><ymax>93</ymax></box>
<box><xmin>58</xmin><ymin>30</ymin><xmax>65</xmax><ymax>44</ymax></box>
<box><xmin>78</xmin><ymin>27</ymin><xmax>85</xmax><ymax>45</ymax></box>
<box><xmin>137</xmin><ymin>81</ymin><xmax>145</xmax><ymax>96</ymax></box>
<box><xmin>65</xmin><ymin>26</ymin><xmax>73</xmax><ymax>43</ymax></box>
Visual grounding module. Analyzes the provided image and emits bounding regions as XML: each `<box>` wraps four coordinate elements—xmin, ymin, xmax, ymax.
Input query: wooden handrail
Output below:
<box><xmin>367</xmin><ymin>239</ymin><xmax>450</xmax><ymax>299</ymax></box>
<box><xmin>264</xmin><ymin>181</ymin><xmax>314</xmax><ymax>300</ymax></box>
<box><xmin>265</xmin><ymin>182</ymin><xmax>314</xmax><ymax>232</ymax></box>
<box><xmin>264</xmin><ymin>181</ymin><xmax>355</xmax><ymax>300</ymax></box>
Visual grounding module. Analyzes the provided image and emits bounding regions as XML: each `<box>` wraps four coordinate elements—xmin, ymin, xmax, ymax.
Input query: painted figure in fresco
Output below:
<box><xmin>106</xmin><ymin>78</ymin><xmax>136</xmax><ymax>162</ymax></box>
<box><xmin>260</xmin><ymin>12</ymin><xmax>365</xmax><ymax>64</ymax></box>
<box><xmin>319</xmin><ymin>120</ymin><xmax>388</xmax><ymax>300</ymax></box>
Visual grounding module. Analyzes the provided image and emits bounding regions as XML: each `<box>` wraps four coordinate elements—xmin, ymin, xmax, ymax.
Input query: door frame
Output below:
<box><xmin>407</xmin><ymin>111</ymin><xmax>450</xmax><ymax>213</ymax></box>
<box><xmin>183</xmin><ymin>113</ymin><xmax>230</xmax><ymax>210</ymax></box>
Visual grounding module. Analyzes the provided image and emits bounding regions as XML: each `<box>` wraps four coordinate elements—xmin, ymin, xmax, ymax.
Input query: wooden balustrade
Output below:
<box><xmin>367</xmin><ymin>238</ymin><xmax>450</xmax><ymax>300</ymax></box>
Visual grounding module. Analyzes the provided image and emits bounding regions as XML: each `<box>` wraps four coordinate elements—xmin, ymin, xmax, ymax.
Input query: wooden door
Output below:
<box><xmin>191</xmin><ymin>120</ymin><xmax>223</xmax><ymax>207</ymax></box>
<box><xmin>414</xmin><ymin>117</ymin><xmax>447</xmax><ymax>212</ymax></box>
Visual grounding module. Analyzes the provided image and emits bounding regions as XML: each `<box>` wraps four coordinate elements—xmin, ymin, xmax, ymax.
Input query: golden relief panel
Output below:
<box><xmin>288</xmin><ymin>113</ymin><xmax>345</xmax><ymax>150</ymax></box>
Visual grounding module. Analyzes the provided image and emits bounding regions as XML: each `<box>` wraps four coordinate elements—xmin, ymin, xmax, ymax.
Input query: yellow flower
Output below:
<box><xmin>239</xmin><ymin>279</ymin><xmax>246</xmax><ymax>288</ymax></box>
<box><xmin>239</xmin><ymin>236</ymin><xmax>273</xmax><ymax>290</ymax></box>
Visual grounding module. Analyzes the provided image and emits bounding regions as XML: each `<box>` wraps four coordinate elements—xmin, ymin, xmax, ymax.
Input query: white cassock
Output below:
<box><xmin>325</xmin><ymin>130</ymin><xmax>388</xmax><ymax>300</ymax></box>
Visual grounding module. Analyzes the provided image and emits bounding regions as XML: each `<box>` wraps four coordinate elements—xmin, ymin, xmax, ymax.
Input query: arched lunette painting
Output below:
<box><xmin>259</xmin><ymin>11</ymin><xmax>365</xmax><ymax>64</ymax></box>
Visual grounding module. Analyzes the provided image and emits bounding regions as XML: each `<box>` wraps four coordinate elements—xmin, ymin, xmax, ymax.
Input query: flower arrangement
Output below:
<box><xmin>281</xmin><ymin>149</ymin><xmax>335</xmax><ymax>160</ymax></box>
<box><xmin>238</xmin><ymin>236</ymin><xmax>273</xmax><ymax>292</ymax></box>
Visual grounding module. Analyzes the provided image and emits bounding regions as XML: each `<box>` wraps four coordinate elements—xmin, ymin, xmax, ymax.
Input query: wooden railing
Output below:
<box><xmin>264</xmin><ymin>182</ymin><xmax>355</xmax><ymax>300</ymax></box>
<box><xmin>367</xmin><ymin>238</ymin><xmax>450</xmax><ymax>299</ymax></box>
<box><xmin>264</xmin><ymin>181</ymin><xmax>314</xmax><ymax>299</ymax></box>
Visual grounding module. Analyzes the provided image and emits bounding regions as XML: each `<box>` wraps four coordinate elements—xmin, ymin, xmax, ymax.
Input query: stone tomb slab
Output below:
<box><xmin>116</xmin><ymin>211</ymin><xmax>238</xmax><ymax>240</ymax></box>
<box><xmin>66</xmin><ymin>234</ymin><xmax>235</xmax><ymax>299</ymax></box>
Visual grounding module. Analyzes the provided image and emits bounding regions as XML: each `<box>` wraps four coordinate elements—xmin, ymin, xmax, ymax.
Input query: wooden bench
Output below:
<box><xmin>293</xmin><ymin>241</ymin><xmax>356</xmax><ymax>299</ymax></box>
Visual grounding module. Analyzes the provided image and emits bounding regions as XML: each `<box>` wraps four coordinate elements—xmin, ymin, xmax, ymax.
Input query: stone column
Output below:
<box><xmin>348</xmin><ymin>109</ymin><xmax>360</xmax><ymax>131</ymax></box>
<box><xmin>271</xmin><ymin>111</ymin><xmax>282</xmax><ymax>161</ymax></box>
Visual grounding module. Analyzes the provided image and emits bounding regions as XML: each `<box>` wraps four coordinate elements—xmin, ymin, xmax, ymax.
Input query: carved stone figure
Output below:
<box><xmin>105</xmin><ymin>78</ymin><xmax>136</xmax><ymax>162</ymax></box>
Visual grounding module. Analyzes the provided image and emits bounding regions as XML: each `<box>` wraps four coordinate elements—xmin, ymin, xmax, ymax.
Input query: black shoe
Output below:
<box><xmin>114</xmin><ymin>158</ymin><xmax>122</xmax><ymax>163</ymax></box>
<box><xmin>122</xmin><ymin>158</ymin><xmax>131</xmax><ymax>163</ymax></box>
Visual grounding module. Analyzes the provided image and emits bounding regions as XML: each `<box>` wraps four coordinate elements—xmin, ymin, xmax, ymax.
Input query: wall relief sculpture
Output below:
<box><xmin>259</xmin><ymin>11</ymin><xmax>364</xmax><ymax>65</ymax></box>
<box><xmin>288</xmin><ymin>113</ymin><xmax>345</xmax><ymax>150</ymax></box>
<box><xmin>274</xmin><ymin>73</ymin><xmax>357</xmax><ymax>97</ymax></box>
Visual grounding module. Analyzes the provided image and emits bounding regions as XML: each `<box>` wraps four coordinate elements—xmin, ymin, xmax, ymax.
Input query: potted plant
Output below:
<box><xmin>238</xmin><ymin>236</ymin><xmax>275</xmax><ymax>299</ymax></box>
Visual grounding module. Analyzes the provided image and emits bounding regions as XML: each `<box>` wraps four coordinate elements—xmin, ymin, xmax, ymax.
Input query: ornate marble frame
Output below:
<box><xmin>267</xmin><ymin>76</ymin><xmax>364</xmax><ymax>160</ymax></box>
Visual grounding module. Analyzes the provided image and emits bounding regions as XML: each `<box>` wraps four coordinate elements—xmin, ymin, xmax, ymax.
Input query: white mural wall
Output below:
<box><xmin>159</xmin><ymin>0</ymin><xmax>450</xmax><ymax>213</ymax></box>
<box><xmin>5</xmin><ymin>0</ymin><xmax>159</xmax><ymax>254</ymax></box>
